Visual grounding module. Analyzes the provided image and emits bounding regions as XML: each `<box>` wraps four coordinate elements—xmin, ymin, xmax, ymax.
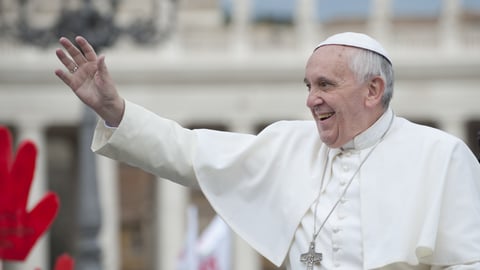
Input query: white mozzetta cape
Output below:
<box><xmin>92</xmin><ymin>100</ymin><xmax>480</xmax><ymax>269</ymax></box>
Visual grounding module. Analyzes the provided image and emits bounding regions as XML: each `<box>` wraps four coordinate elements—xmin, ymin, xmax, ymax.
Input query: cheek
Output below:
<box><xmin>337</xmin><ymin>107</ymin><xmax>358</xmax><ymax>128</ymax></box>
<box><xmin>338</xmin><ymin>91</ymin><xmax>364</xmax><ymax>113</ymax></box>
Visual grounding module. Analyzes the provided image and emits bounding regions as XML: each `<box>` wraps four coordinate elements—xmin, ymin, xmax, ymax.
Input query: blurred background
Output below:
<box><xmin>0</xmin><ymin>0</ymin><xmax>479</xmax><ymax>269</ymax></box>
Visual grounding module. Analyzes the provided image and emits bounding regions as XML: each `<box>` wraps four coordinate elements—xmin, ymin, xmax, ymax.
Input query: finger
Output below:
<box><xmin>54</xmin><ymin>69</ymin><xmax>74</xmax><ymax>89</ymax></box>
<box><xmin>28</xmin><ymin>192</ymin><xmax>59</xmax><ymax>234</ymax></box>
<box><xmin>0</xmin><ymin>126</ymin><xmax>12</xmax><ymax>181</ymax></box>
<box><xmin>0</xmin><ymin>127</ymin><xmax>12</xmax><ymax>205</ymax></box>
<box><xmin>24</xmin><ymin>193</ymin><xmax>60</xmax><ymax>260</ymax></box>
<box><xmin>55</xmin><ymin>49</ymin><xmax>78</xmax><ymax>74</ymax></box>
<box><xmin>11</xmin><ymin>141</ymin><xmax>36</xmax><ymax>211</ymax></box>
<box><xmin>0</xmin><ymin>126</ymin><xmax>12</xmax><ymax>206</ymax></box>
<box><xmin>59</xmin><ymin>37</ymin><xmax>87</xmax><ymax>66</ymax></box>
<box><xmin>75</xmin><ymin>36</ymin><xmax>97</xmax><ymax>62</ymax></box>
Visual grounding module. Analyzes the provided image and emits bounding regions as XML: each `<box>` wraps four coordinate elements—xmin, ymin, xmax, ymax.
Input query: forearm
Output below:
<box><xmin>91</xmin><ymin>100</ymin><xmax>199</xmax><ymax>187</ymax></box>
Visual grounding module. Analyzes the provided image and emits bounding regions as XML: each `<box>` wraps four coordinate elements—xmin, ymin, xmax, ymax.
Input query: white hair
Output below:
<box><xmin>348</xmin><ymin>48</ymin><xmax>394</xmax><ymax>108</ymax></box>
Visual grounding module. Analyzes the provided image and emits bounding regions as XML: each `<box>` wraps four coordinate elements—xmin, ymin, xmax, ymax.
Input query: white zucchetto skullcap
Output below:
<box><xmin>315</xmin><ymin>32</ymin><xmax>392</xmax><ymax>65</ymax></box>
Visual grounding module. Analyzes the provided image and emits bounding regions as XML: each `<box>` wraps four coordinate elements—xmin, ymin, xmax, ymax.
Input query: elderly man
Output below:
<box><xmin>55</xmin><ymin>32</ymin><xmax>480</xmax><ymax>269</ymax></box>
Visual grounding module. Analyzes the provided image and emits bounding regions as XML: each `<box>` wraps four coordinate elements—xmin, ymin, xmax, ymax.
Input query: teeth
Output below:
<box><xmin>316</xmin><ymin>112</ymin><xmax>334</xmax><ymax>120</ymax></box>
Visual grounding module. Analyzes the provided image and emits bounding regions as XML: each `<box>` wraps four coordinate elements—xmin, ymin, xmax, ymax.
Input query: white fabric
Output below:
<box><xmin>288</xmin><ymin>109</ymin><xmax>394</xmax><ymax>270</ymax></box>
<box><xmin>315</xmin><ymin>32</ymin><xmax>392</xmax><ymax>64</ymax></box>
<box><xmin>92</xmin><ymin>100</ymin><xmax>480</xmax><ymax>269</ymax></box>
<box><xmin>288</xmin><ymin>148</ymin><xmax>364</xmax><ymax>270</ymax></box>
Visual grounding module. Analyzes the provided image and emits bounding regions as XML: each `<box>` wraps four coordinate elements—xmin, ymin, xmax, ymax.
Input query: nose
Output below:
<box><xmin>306</xmin><ymin>90</ymin><xmax>323</xmax><ymax>109</ymax></box>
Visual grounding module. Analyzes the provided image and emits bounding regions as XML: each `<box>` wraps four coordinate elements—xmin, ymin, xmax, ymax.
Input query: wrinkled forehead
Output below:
<box><xmin>307</xmin><ymin>45</ymin><xmax>356</xmax><ymax>67</ymax></box>
<box><xmin>305</xmin><ymin>45</ymin><xmax>357</xmax><ymax>79</ymax></box>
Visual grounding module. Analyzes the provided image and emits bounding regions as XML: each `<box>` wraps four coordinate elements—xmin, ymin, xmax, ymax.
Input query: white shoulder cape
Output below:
<box><xmin>93</xmin><ymin>100</ymin><xmax>480</xmax><ymax>268</ymax></box>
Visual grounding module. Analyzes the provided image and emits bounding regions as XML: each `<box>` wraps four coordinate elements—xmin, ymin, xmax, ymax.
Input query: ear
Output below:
<box><xmin>365</xmin><ymin>76</ymin><xmax>385</xmax><ymax>107</ymax></box>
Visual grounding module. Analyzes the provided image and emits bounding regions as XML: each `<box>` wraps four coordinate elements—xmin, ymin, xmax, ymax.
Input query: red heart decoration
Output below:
<box><xmin>0</xmin><ymin>126</ymin><xmax>60</xmax><ymax>261</ymax></box>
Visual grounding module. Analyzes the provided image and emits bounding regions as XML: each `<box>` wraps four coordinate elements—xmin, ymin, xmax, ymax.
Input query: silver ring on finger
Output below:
<box><xmin>70</xmin><ymin>65</ymin><xmax>79</xmax><ymax>73</ymax></box>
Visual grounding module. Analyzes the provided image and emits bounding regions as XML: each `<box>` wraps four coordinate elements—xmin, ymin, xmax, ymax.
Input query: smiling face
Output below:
<box><xmin>304</xmin><ymin>45</ymin><xmax>385</xmax><ymax>148</ymax></box>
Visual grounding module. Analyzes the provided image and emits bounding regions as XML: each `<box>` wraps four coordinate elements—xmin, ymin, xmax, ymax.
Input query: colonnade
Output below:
<box><xmin>0</xmin><ymin>0</ymin><xmax>478</xmax><ymax>269</ymax></box>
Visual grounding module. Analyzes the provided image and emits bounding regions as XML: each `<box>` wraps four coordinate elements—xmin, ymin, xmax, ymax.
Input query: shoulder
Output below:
<box><xmin>392</xmin><ymin>116</ymin><xmax>473</xmax><ymax>157</ymax></box>
<box><xmin>259</xmin><ymin>120</ymin><xmax>316</xmax><ymax>135</ymax></box>
<box><xmin>394</xmin><ymin>117</ymin><xmax>463</xmax><ymax>144</ymax></box>
<box><xmin>255</xmin><ymin>120</ymin><xmax>322</xmax><ymax>153</ymax></box>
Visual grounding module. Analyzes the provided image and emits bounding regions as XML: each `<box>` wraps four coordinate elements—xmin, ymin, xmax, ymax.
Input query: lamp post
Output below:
<box><xmin>0</xmin><ymin>0</ymin><xmax>177</xmax><ymax>269</ymax></box>
<box><xmin>3</xmin><ymin>0</ymin><xmax>176</xmax><ymax>50</ymax></box>
<box><xmin>76</xmin><ymin>107</ymin><xmax>102</xmax><ymax>270</ymax></box>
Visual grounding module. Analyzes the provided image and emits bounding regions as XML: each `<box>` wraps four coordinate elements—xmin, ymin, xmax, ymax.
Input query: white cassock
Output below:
<box><xmin>92</xmin><ymin>100</ymin><xmax>480</xmax><ymax>269</ymax></box>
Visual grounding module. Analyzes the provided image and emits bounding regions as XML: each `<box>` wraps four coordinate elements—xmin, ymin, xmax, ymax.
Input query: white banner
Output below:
<box><xmin>198</xmin><ymin>215</ymin><xmax>232</xmax><ymax>270</ymax></box>
<box><xmin>177</xmin><ymin>206</ymin><xmax>232</xmax><ymax>270</ymax></box>
<box><xmin>176</xmin><ymin>206</ymin><xmax>199</xmax><ymax>270</ymax></box>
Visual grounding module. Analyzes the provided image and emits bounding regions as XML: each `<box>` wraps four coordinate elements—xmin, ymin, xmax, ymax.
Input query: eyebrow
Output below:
<box><xmin>304</xmin><ymin>76</ymin><xmax>337</xmax><ymax>86</ymax></box>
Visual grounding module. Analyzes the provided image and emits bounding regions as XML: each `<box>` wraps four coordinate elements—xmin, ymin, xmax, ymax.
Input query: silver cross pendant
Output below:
<box><xmin>300</xmin><ymin>241</ymin><xmax>322</xmax><ymax>270</ymax></box>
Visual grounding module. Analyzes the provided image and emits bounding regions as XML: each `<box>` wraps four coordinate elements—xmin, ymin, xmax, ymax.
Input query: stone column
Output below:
<box><xmin>231</xmin><ymin>119</ymin><xmax>256</xmax><ymax>135</ymax></box>
<box><xmin>97</xmin><ymin>156</ymin><xmax>120</xmax><ymax>270</ymax></box>
<box><xmin>441</xmin><ymin>118</ymin><xmax>467</xmax><ymax>143</ymax></box>
<box><xmin>440</xmin><ymin>0</ymin><xmax>461</xmax><ymax>53</ymax></box>
<box><xmin>296</xmin><ymin>0</ymin><xmax>318</xmax><ymax>52</ymax></box>
<box><xmin>158</xmin><ymin>0</ymin><xmax>182</xmax><ymax>57</ymax></box>
<box><xmin>231</xmin><ymin>0</ymin><xmax>251</xmax><ymax>56</ymax></box>
<box><xmin>233</xmin><ymin>236</ymin><xmax>262</xmax><ymax>270</ymax></box>
<box><xmin>155</xmin><ymin>179</ymin><xmax>189</xmax><ymax>270</ymax></box>
<box><xmin>368</xmin><ymin>0</ymin><xmax>392</xmax><ymax>45</ymax></box>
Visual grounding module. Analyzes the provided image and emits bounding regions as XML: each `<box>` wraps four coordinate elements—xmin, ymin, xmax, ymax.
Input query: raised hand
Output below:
<box><xmin>55</xmin><ymin>36</ymin><xmax>124</xmax><ymax>127</ymax></box>
<box><xmin>0</xmin><ymin>126</ymin><xmax>59</xmax><ymax>261</ymax></box>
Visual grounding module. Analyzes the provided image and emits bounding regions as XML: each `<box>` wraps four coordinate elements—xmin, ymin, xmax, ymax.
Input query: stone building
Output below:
<box><xmin>0</xmin><ymin>0</ymin><xmax>479</xmax><ymax>269</ymax></box>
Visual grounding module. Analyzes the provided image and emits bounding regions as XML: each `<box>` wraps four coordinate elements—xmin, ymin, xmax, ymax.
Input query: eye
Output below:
<box><xmin>303</xmin><ymin>78</ymin><xmax>311</xmax><ymax>92</ymax></box>
<box><xmin>305</xmin><ymin>83</ymin><xmax>311</xmax><ymax>92</ymax></box>
<box><xmin>319</xmin><ymin>81</ymin><xmax>329</xmax><ymax>87</ymax></box>
<box><xmin>317</xmin><ymin>79</ymin><xmax>335</xmax><ymax>90</ymax></box>
<box><xmin>305</xmin><ymin>77</ymin><xmax>336</xmax><ymax>92</ymax></box>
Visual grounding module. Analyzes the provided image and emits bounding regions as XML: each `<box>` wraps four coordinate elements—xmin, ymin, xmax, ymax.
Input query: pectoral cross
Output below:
<box><xmin>300</xmin><ymin>241</ymin><xmax>322</xmax><ymax>270</ymax></box>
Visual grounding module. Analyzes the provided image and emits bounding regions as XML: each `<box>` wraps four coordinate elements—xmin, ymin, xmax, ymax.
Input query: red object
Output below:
<box><xmin>0</xmin><ymin>126</ymin><xmax>60</xmax><ymax>261</ymax></box>
<box><xmin>54</xmin><ymin>253</ymin><xmax>75</xmax><ymax>270</ymax></box>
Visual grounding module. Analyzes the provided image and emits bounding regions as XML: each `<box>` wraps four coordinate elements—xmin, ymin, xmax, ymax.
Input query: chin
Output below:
<box><xmin>319</xmin><ymin>134</ymin><xmax>342</xmax><ymax>148</ymax></box>
<box><xmin>318</xmin><ymin>135</ymin><xmax>334</xmax><ymax>147</ymax></box>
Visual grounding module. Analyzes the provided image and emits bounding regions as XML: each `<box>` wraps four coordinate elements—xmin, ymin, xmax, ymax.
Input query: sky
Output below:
<box><xmin>223</xmin><ymin>0</ymin><xmax>480</xmax><ymax>23</ymax></box>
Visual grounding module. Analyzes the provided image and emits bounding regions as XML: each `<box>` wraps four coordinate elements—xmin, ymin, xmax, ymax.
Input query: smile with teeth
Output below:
<box><xmin>316</xmin><ymin>112</ymin><xmax>335</xmax><ymax>121</ymax></box>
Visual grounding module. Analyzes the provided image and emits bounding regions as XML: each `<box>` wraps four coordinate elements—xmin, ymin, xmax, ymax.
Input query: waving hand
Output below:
<box><xmin>55</xmin><ymin>36</ymin><xmax>124</xmax><ymax>127</ymax></box>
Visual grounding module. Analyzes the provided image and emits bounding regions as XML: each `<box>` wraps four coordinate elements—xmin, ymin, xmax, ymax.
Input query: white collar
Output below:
<box><xmin>340</xmin><ymin>108</ymin><xmax>394</xmax><ymax>151</ymax></box>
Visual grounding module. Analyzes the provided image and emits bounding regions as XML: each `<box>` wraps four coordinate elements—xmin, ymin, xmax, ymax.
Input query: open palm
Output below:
<box><xmin>55</xmin><ymin>36</ymin><xmax>124</xmax><ymax>126</ymax></box>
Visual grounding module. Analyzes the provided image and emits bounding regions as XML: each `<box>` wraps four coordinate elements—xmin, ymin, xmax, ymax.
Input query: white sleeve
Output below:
<box><xmin>91</xmin><ymin>100</ymin><xmax>199</xmax><ymax>188</ymax></box>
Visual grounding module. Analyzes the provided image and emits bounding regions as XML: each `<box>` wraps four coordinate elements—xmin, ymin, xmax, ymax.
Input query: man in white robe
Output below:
<box><xmin>55</xmin><ymin>32</ymin><xmax>480</xmax><ymax>269</ymax></box>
